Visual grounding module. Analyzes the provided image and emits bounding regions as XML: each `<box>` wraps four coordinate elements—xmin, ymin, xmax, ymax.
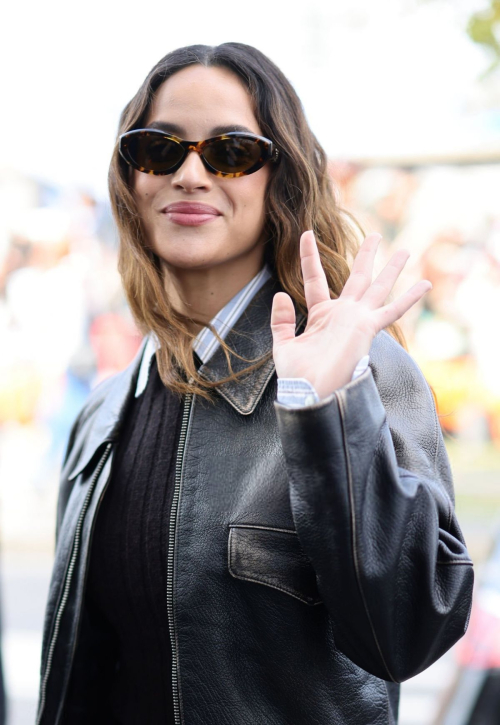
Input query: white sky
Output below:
<box><xmin>2</xmin><ymin>0</ymin><xmax>499</xmax><ymax>199</ymax></box>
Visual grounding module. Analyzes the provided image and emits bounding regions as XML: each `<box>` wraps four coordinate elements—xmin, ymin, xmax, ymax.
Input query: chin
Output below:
<box><xmin>156</xmin><ymin>251</ymin><xmax>224</xmax><ymax>272</ymax></box>
<box><xmin>154</xmin><ymin>234</ymin><xmax>232</xmax><ymax>267</ymax></box>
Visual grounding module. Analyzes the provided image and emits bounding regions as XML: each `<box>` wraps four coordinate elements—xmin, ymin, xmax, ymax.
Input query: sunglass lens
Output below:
<box><xmin>204</xmin><ymin>137</ymin><xmax>263</xmax><ymax>174</ymax></box>
<box><xmin>127</xmin><ymin>133</ymin><xmax>184</xmax><ymax>172</ymax></box>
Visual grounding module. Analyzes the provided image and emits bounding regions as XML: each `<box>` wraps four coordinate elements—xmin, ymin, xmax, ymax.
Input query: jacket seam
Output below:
<box><xmin>40</xmin><ymin>444</ymin><xmax>113</xmax><ymax>724</ymax></box>
<box><xmin>57</xmin><ymin>451</ymin><xmax>114</xmax><ymax>724</ymax></box>
<box><xmin>335</xmin><ymin>389</ymin><xmax>397</xmax><ymax>683</ymax></box>
<box><xmin>436</xmin><ymin>559</ymin><xmax>473</xmax><ymax>566</ymax></box>
<box><xmin>428</xmin><ymin>381</ymin><xmax>453</xmax><ymax>531</ymax></box>
<box><xmin>429</xmin><ymin>383</ymin><xmax>440</xmax><ymax>492</ymax></box>
<box><xmin>38</xmin><ymin>555</ymin><xmax>71</xmax><ymax>717</ymax></box>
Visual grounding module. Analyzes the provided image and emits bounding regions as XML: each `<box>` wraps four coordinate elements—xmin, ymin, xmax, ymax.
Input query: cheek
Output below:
<box><xmin>235</xmin><ymin>171</ymin><xmax>269</xmax><ymax>217</ymax></box>
<box><xmin>133</xmin><ymin>170</ymin><xmax>154</xmax><ymax>198</ymax></box>
<box><xmin>132</xmin><ymin>172</ymin><xmax>163</xmax><ymax>216</ymax></box>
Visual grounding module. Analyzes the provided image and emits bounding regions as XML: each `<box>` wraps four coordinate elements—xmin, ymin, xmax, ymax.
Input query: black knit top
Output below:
<box><xmin>81</xmin><ymin>353</ymin><xmax>188</xmax><ymax>724</ymax></box>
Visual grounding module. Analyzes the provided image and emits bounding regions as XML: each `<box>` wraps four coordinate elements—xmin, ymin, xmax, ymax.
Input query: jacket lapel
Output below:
<box><xmin>66</xmin><ymin>338</ymin><xmax>147</xmax><ymax>480</ymax></box>
<box><xmin>198</xmin><ymin>276</ymin><xmax>306</xmax><ymax>415</ymax></box>
<box><xmin>67</xmin><ymin>275</ymin><xmax>307</xmax><ymax>479</ymax></box>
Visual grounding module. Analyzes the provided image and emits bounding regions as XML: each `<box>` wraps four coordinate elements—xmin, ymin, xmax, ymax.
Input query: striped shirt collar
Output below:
<box><xmin>135</xmin><ymin>262</ymin><xmax>273</xmax><ymax>397</ymax></box>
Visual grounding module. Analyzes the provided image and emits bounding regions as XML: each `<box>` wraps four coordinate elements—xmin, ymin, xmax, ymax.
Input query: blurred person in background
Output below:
<box><xmin>36</xmin><ymin>43</ymin><xmax>474</xmax><ymax>725</ymax></box>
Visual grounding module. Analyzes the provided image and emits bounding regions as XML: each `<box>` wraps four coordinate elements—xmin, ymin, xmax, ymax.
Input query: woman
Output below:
<box><xmin>37</xmin><ymin>43</ymin><xmax>474</xmax><ymax>725</ymax></box>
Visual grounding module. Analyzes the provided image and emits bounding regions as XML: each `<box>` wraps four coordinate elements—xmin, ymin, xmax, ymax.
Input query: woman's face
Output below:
<box><xmin>132</xmin><ymin>65</ymin><xmax>271</xmax><ymax>275</ymax></box>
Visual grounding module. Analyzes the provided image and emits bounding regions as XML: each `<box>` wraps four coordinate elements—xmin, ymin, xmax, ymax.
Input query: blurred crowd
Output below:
<box><xmin>1</xmin><ymin>161</ymin><xmax>500</xmax><ymax>547</ymax></box>
<box><xmin>330</xmin><ymin>159</ymin><xmax>500</xmax><ymax>447</ymax></box>
<box><xmin>0</xmin><ymin>172</ymin><xmax>142</xmax><ymax>550</ymax></box>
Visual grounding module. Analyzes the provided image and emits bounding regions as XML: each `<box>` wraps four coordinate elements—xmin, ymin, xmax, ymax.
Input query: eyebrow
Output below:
<box><xmin>145</xmin><ymin>121</ymin><xmax>256</xmax><ymax>138</ymax></box>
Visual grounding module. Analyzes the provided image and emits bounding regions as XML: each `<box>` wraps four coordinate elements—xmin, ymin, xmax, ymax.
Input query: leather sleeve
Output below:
<box><xmin>274</xmin><ymin>334</ymin><xmax>474</xmax><ymax>683</ymax></box>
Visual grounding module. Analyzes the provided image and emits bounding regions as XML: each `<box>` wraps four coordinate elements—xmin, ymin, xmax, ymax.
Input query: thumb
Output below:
<box><xmin>270</xmin><ymin>292</ymin><xmax>296</xmax><ymax>347</ymax></box>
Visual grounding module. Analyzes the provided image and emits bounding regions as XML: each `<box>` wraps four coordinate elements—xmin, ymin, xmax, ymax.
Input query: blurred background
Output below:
<box><xmin>1</xmin><ymin>0</ymin><xmax>500</xmax><ymax>723</ymax></box>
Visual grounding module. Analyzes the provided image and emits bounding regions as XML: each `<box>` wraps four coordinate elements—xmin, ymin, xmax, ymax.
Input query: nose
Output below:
<box><xmin>170</xmin><ymin>149</ymin><xmax>213</xmax><ymax>192</ymax></box>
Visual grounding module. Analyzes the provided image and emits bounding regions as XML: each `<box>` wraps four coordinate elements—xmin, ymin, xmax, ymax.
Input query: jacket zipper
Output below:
<box><xmin>167</xmin><ymin>391</ymin><xmax>194</xmax><ymax>725</ymax></box>
<box><xmin>36</xmin><ymin>441</ymin><xmax>113</xmax><ymax>725</ymax></box>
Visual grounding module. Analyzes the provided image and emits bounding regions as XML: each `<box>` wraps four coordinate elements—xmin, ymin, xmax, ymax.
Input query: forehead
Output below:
<box><xmin>145</xmin><ymin>65</ymin><xmax>261</xmax><ymax>135</ymax></box>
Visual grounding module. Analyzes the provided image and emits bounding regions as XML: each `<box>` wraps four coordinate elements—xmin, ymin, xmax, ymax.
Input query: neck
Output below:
<box><xmin>161</xmin><ymin>250</ymin><xmax>266</xmax><ymax>335</ymax></box>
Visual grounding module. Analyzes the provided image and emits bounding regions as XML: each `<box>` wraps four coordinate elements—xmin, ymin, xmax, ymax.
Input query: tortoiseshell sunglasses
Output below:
<box><xmin>118</xmin><ymin>129</ymin><xmax>280</xmax><ymax>178</ymax></box>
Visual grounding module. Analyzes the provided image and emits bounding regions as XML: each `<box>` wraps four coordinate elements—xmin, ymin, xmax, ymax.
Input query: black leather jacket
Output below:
<box><xmin>37</xmin><ymin>277</ymin><xmax>474</xmax><ymax>725</ymax></box>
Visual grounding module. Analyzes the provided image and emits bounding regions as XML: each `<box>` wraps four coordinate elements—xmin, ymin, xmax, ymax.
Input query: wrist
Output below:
<box><xmin>284</xmin><ymin>354</ymin><xmax>370</xmax><ymax>401</ymax></box>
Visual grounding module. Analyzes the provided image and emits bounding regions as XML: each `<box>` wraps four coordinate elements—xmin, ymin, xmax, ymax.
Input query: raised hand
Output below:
<box><xmin>270</xmin><ymin>230</ymin><xmax>432</xmax><ymax>400</ymax></box>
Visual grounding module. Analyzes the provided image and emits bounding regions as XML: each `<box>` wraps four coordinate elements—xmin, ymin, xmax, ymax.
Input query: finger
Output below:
<box><xmin>300</xmin><ymin>230</ymin><xmax>331</xmax><ymax>310</ymax></box>
<box><xmin>341</xmin><ymin>233</ymin><xmax>383</xmax><ymax>300</ymax></box>
<box><xmin>372</xmin><ymin>280</ymin><xmax>432</xmax><ymax>329</ymax></box>
<box><xmin>362</xmin><ymin>249</ymin><xmax>411</xmax><ymax>309</ymax></box>
<box><xmin>270</xmin><ymin>291</ymin><xmax>297</xmax><ymax>346</ymax></box>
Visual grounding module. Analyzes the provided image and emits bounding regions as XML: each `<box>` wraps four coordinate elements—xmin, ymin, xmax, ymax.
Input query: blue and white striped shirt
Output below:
<box><xmin>135</xmin><ymin>263</ymin><xmax>369</xmax><ymax>407</ymax></box>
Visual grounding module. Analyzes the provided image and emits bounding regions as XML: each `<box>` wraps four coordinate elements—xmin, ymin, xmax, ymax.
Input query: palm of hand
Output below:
<box><xmin>270</xmin><ymin>231</ymin><xmax>432</xmax><ymax>400</ymax></box>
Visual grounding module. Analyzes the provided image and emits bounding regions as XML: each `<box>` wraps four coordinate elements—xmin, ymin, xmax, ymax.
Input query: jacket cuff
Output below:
<box><xmin>276</xmin><ymin>378</ymin><xmax>320</xmax><ymax>408</ymax></box>
<box><xmin>276</xmin><ymin>355</ymin><xmax>370</xmax><ymax>409</ymax></box>
<box><xmin>274</xmin><ymin>364</ymin><xmax>383</xmax><ymax>452</ymax></box>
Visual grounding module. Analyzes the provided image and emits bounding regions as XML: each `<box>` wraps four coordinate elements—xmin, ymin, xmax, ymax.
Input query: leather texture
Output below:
<box><xmin>37</xmin><ymin>276</ymin><xmax>474</xmax><ymax>725</ymax></box>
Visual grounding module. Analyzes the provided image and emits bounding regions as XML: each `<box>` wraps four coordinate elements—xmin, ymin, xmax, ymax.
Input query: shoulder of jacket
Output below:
<box><xmin>369</xmin><ymin>329</ymin><xmax>434</xmax><ymax>408</ymax></box>
<box><xmin>368</xmin><ymin>329</ymin><xmax>455</xmax><ymax>507</ymax></box>
<box><xmin>369</xmin><ymin>328</ymin><xmax>416</xmax><ymax>368</ymax></box>
<box><xmin>59</xmin><ymin>371</ymin><xmax>127</xmax><ymax>478</ymax></box>
<box><xmin>75</xmin><ymin>370</ymin><xmax>125</xmax><ymax>429</ymax></box>
<box><xmin>60</xmin><ymin>341</ymin><xmax>147</xmax><ymax>481</ymax></box>
<box><xmin>73</xmin><ymin>336</ymin><xmax>148</xmax><ymax>432</ymax></box>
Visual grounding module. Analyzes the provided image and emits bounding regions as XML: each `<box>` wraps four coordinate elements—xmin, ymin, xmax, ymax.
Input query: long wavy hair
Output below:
<box><xmin>108</xmin><ymin>42</ymin><xmax>407</xmax><ymax>403</ymax></box>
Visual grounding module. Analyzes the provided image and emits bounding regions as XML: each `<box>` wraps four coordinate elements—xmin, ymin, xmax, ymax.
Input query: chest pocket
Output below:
<box><xmin>228</xmin><ymin>524</ymin><xmax>323</xmax><ymax>606</ymax></box>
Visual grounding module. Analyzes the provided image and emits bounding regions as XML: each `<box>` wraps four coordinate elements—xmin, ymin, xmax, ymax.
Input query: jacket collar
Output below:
<box><xmin>134</xmin><ymin>263</ymin><xmax>273</xmax><ymax>398</ymax></box>
<box><xmin>198</xmin><ymin>276</ymin><xmax>306</xmax><ymax>414</ymax></box>
<box><xmin>67</xmin><ymin>275</ymin><xmax>306</xmax><ymax>480</ymax></box>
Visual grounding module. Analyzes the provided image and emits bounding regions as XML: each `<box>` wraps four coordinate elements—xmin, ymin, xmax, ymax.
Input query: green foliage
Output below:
<box><xmin>467</xmin><ymin>0</ymin><xmax>500</xmax><ymax>75</ymax></box>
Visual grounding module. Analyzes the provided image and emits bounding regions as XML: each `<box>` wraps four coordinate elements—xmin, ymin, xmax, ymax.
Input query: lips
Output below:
<box><xmin>161</xmin><ymin>202</ymin><xmax>222</xmax><ymax>227</ymax></box>
<box><xmin>162</xmin><ymin>202</ymin><xmax>221</xmax><ymax>215</ymax></box>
